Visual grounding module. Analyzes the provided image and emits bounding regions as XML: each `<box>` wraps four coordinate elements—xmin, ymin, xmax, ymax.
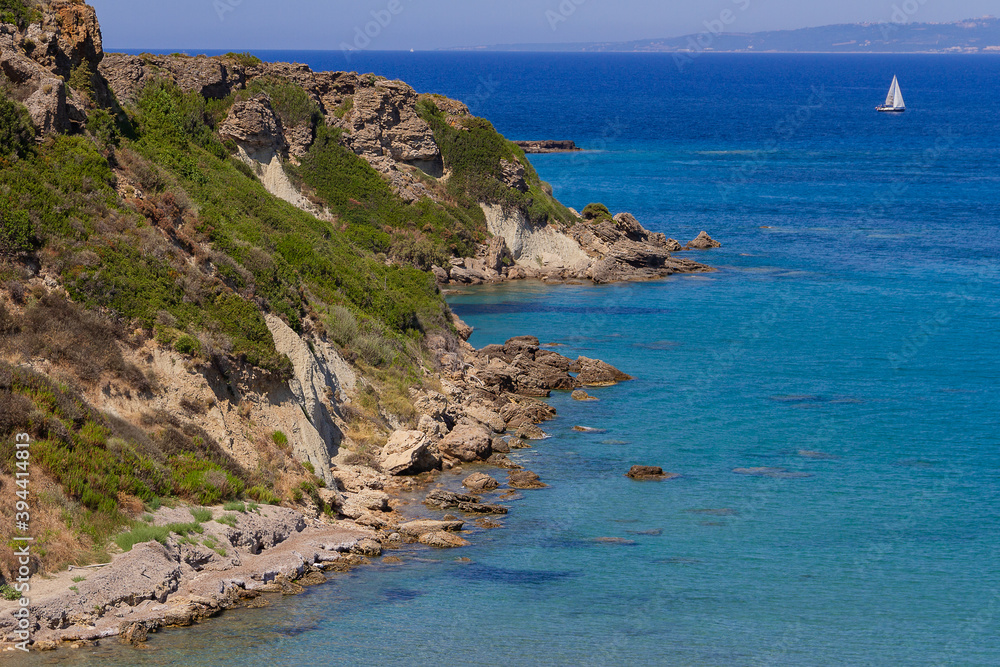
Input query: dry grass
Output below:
<box><xmin>0</xmin><ymin>470</ymin><xmax>108</xmax><ymax>580</ymax></box>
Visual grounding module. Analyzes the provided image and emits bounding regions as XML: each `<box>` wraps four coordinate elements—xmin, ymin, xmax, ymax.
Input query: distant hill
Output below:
<box><xmin>464</xmin><ymin>16</ymin><xmax>1000</xmax><ymax>53</ymax></box>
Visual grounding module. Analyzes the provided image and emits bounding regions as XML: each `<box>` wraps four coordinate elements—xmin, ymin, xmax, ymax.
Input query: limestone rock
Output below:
<box><xmin>0</xmin><ymin>49</ymin><xmax>68</xmax><ymax>134</ymax></box>
<box><xmin>572</xmin><ymin>390</ymin><xmax>598</xmax><ymax>401</ymax></box>
<box><xmin>22</xmin><ymin>0</ymin><xmax>103</xmax><ymax>79</ymax></box>
<box><xmin>507</xmin><ymin>470</ymin><xmax>548</xmax><ymax>490</ymax></box>
<box><xmin>219</xmin><ymin>94</ymin><xmax>287</xmax><ymax>153</ymax></box>
<box><xmin>574</xmin><ymin>356</ymin><xmax>632</xmax><ymax>386</ymax></box>
<box><xmin>462</xmin><ymin>472</ymin><xmax>499</xmax><ymax>492</ymax></box>
<box><xmin>339</xmin><ymin>79</ymin><xmax>441</xmax><ymax>167</ymax></box>
<box><xmin>500</xmin><ymin>158</ymin><xmax>528</xmax><ymax>192</ymax></box>
<box><xmin>456</xmin><ymin>501</ymin><xmax>508</xmax><ymax>515</ymax></box>
<box><xmin>380</xmin><ymin>429</ymin><xmax>436</xmax><ymax>476</ymax></box>
<box><xmin>626</xmin><ymin>466</ymin><xmax>680</xmax><ymax>480</ymax></box>
<box><xmin>424</xmin><ymin>488</ymin><xmax>479</xmax><ymax>509</ymax></box>
<box><xmin>418</xmin><ymin>531</ymin><xmax>470</xmax><ymax>548</ymax></box>
<box><xmin>439</xmin><ymin>421</ymin><xmax>492</xmax><ymax>463</ymax></box>
<box><xmin>687</xmin><ymin>231</ymin><xmax>721</xmax><ymax>249</ymax></box>
<box><xmin>398</xmin><ymin>519</ymin><xmax>464</xmax><ymax>536</ymax></box>
<box><xmin>485</xmin><ymin>235</ymin><xmax>515</xmax><ymax>273</ymax></box>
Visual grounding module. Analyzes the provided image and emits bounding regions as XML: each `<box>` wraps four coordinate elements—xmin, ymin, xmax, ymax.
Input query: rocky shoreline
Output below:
<box><xmin>439</xmin><ymin>214</ymin><xmax>721</xmax><ymax>286</ymax></box>
<box><xmin>0</xmin><ymin>331</ymin><xmax>638</xmax><ymax>652</ymax></box>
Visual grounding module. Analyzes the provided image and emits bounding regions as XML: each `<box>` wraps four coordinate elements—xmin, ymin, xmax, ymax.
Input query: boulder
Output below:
<box><xmin>574</xmin><ymin>356</ymin><xmax>632</xmax><ymax>386</ymax></box>
<box><xmin>418</xmin><ymin>531</ymin><xmax>470</xmax><ymax>548</ymax></box>
<box><xmin>379</xmin><ymin>430</ymin><xmax>434</xmax><ymax>476</ymax></box>
<box><xmin>626</xmin><ymin>466</ymin><xmax>680</xmax><ymax>480</ymax></box>
<box><xmin>665</xmin><ymin>238</ymin><xmax>683</xmax><ymax>252</ymax></box>
<box><xmin>487</xmin><ymin>452</ymin><xmax>521</xmax><ymax>469</ymax></box>
<box><xmin>507</xmin><ymin>470</ymin><xmax>548</xmax><ymax>490</ymax></box>
<box><xmin>462</xmin><ymin>472</ymin><xmax>499</xmax><ymax>492</ymax></box>
<box><xmin>571</xmin><ymin>390</ymin><xmax>598</xmax><ymax>401</ymax></box>
<box><xmin>431</xmin><ymin>265</ymin><xmax>450</xmax><ymax>283</ymax></box>
<box><xmin>439</xmin><ymin>421</ymin><xmax>492</xmax><ymax>463</ymax></box>
<box><xmin>687</xmin><ymin>231</ymin><xmax>721</xmax><ymax>249</ymax></box>
<box><xmin>514</xmin><ymin>424</ymin><xmax>547</xmax><ymax>441</ymax></box>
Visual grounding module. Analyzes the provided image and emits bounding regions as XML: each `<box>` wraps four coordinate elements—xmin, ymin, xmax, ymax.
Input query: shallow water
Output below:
<box><xmin>25</xmin><ymin>52</ymin><xmax>1000</xmax><ymax>665</ymax></box>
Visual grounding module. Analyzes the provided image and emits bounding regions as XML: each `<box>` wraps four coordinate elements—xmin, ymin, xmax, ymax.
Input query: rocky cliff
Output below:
<box><xmin>1</xmin><ymin>0</ymin><xmax>719</xmax><ymax>649</ymax></box>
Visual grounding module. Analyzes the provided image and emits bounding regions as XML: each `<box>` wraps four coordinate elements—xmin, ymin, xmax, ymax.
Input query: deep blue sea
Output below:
<box><xmin>45</xmin><ymin>52</ymin><xmax>1000</xmax><ymax>665</ymax></box>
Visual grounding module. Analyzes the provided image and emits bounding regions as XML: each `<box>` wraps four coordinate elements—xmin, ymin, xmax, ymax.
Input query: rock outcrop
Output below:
<box><xmin>687</xmin><ymin>231</ymin><xmax>722</xmax><ymax>249</ymax></box>
<box><xmin>1</xmin><ymin>0</ymin><xmax>103</xmax><ymax>134</ymax></box>
<box><xmin>468</xmin><ymin>336</ymin><xmax>631</xmax><ymax>398</ymax></box>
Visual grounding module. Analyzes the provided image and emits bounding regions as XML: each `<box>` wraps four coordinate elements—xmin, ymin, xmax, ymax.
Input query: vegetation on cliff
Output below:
<box><xmin>0</xmin><ymin>0</ymin><xmax>593</xmax><ymax>579</ymax></box>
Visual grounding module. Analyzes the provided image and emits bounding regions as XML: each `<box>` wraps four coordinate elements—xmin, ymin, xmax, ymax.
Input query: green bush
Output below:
<box><xmin>114</xmin><ymin>523</ymin><xmax>171</xmax><ymax>551</ymax></box>
<box><xmin>246</xmin><ymin>76</ymin><xmax>320</xmax><ymax>128</ymax></box>
<box><xmin>582</xmin><ymin>203</ymin><xmax>612</xmax><ymax>221</ymax></box>
<box><xmin>216</xmin><ymin>513</ymin><xmax>239</xmax><ymax>527</ymax></box>
<box><xmin>189</xmin><ymin>507</ymin><xmax>213</xmax><ymax>522</ymax></box>
<box><xmin>0</xmin><ymin>584</ymin><xmax>21</xmax><ymax>601</ymax></box>
<box><xmin>225</xmin><ymin>52</ymin><xmax>262</xmax><ymax>67</ymax></box>
<box><xmin>0</xmin><ymin>94</ymin><xmax>36</xmax><ymax>160</ymax></box>
<box><xmin>247</xmin><ymin>485</ymin><xmax>281</xmax><ymax>505</ymax></box>
<box><xmin>0</xmin><ymin>0</ymin><xmax>40</xmax><ymax>29</ymax></box>
<box><xmin>271</xmin><ymin>430</ymin><xmax>288</xmax><ymax>447</ymax></box>
<box><xmin>223</xmin><ymin>500</ymin><xmax>246</xmax><ymax>512</ymax></box>
<box><xmin>173</xmin><ymin>334</ymin><xmax>201</xmax><ymax>356</ymax></box>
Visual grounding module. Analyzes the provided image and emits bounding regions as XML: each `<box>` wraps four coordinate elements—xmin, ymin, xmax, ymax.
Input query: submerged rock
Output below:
<box><xmin>626</xmin><ymin>466</ymin><xmax>679</xmax><ymax>480</ymax></box>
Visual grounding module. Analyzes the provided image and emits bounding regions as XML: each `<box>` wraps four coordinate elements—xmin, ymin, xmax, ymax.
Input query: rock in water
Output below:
<box><xmin>572</xmin><ymin>390</ymin><xmax>598</xmax><ymax>401</ymax></box>
<box><xmin>687</xmin><ymin>232</ymin><xmax>722</xmax><ymax>249</ymax></box>
<box><xmin>574</xmin><ymin>357</ymin><xmax>633</xmax><ymax>386</ymax></box>
<box><xmin>399</xmin><ymin>519</ymin><xmax>465</xmax><ymax>536</ymax></box>
<box><xmin>424</xmin><ymin>489</ymin><xmax>480</xmax><ymax>509</ymax></box>
<box><xmin>463</xmin><ymin>472</ymin><xmax>500</xmax><ymax>492</ymax></box>
<box><xmin>626</xmin><ymin>465</ymin><xmax>679</xmax><ymax>480</ymax></box>
<box><xmin>508</xmin><ymin>470</ymin><xmax>548</xmax><ymax>489</ymax></box>
<box><xmin>419</xmin><ymin>531</ymin><xmax>471</xmax><ymax>548</ymax></box>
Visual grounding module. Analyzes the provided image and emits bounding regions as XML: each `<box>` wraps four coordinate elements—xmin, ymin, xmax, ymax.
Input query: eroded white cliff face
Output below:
<box><xmin>480</xmin><ymin>204</ymin><xmax>591</xmax><ymax>271</ymax></box>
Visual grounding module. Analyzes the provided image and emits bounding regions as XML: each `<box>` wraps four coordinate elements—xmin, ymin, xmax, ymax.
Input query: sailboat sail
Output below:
<box><xmin>885</xmin><ymin>77</ymin><xmax>897</xmax><ymax>107</ymax></box>
<box><xmin>892</xmin><ymin>78</ymin><xmax>905</xmax><ymax>109</ymax></box>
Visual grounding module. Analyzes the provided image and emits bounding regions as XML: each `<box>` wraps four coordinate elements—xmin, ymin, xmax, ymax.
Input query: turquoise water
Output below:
<box><xmin>30</xmin><ymin>53</ymin><xmax>1000</xmax><ymax>664</ymax></box>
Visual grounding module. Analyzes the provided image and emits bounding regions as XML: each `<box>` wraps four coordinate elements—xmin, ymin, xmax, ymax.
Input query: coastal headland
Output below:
<box><xmin>0</xmin><ymin>0</ymin><xmax>720</xmax><ymax>651</ymax></box>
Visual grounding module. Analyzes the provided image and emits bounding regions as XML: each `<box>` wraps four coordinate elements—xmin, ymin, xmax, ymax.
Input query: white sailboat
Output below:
<box><xmin>877</xmin><ymin>75</ymin><xmax>906</xmax><ymax>113</ymax></box>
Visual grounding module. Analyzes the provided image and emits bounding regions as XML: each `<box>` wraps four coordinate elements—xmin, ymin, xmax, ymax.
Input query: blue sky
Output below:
<box><xmin>90</xmin><ymin>0</ymin><xmax>998</xmax><ymax>50</ymax></box>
